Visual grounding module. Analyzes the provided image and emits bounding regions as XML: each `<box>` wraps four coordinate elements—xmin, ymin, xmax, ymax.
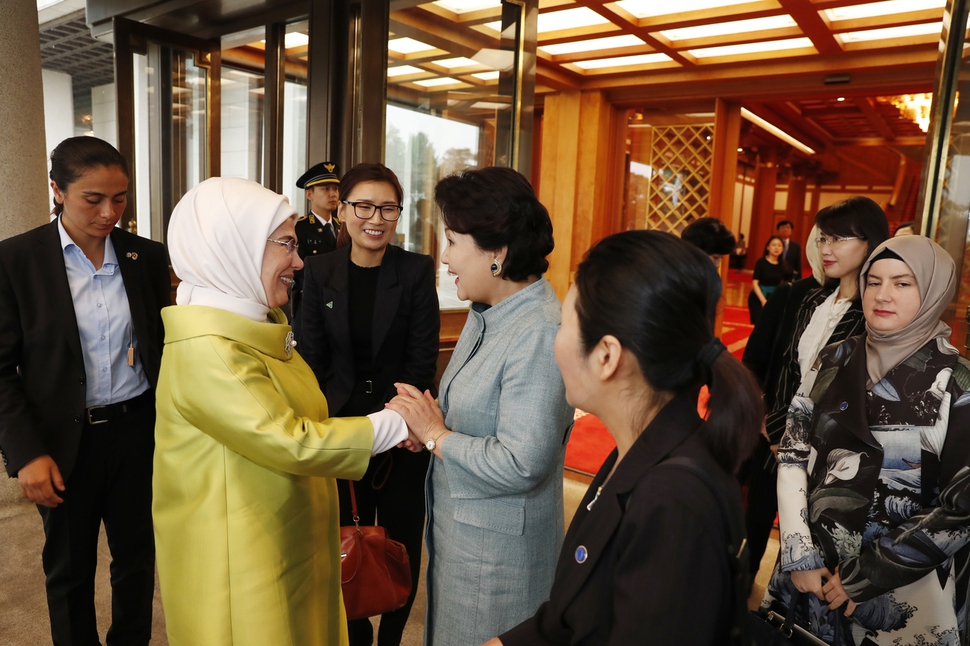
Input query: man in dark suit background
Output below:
<box><xmin>777</xmin><ymin>219</ymin><xmax>801</xmax><ymax>280</ymax></box>
<box><xmin>0</xmin><ymin>136</ymin><xmax>170</xmax><ymax>645</ymax></box>
<box><xmin>291</xmin><ymin>161</ymin><xmax>340</xmax><ymax>320</ymax></box>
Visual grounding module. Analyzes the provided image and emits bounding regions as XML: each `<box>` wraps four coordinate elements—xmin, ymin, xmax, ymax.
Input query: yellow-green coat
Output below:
<box><xmin>153</xmin><ymin>305</ymin><xmax>373</xmax><ymax>646</ymax></box>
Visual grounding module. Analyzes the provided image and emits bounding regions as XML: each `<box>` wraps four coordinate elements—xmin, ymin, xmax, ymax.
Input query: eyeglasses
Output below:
<box><xmin>341</xmin><ymin>200</ymin><xmax>403</xmax><ymax>222</ymax></box>
<box><xmin>815</xmin><ymin>235</ymin><xmax>862</xmax><ymax>248</ymax></box>
<box><xmin>267</xmin><ymin>237</ymin><xmax>299</xmax><ymax>254</ymax></box>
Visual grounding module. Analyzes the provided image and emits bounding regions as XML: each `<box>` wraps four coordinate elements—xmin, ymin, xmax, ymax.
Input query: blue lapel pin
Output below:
<box><xmin>575</xmin><ymin>545</ymin><xmax>588</xmax><ymax>564</ymax></box>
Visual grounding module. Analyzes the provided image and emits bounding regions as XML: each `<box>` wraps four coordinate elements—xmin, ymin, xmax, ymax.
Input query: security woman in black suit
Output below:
<box><xmin>0</xmin><ymin>136</ymin><xmax>170</xmax><ymax>645</ymax></box>
<box><xmin>486</xmin><ymin>231</ymin><xmax>764</xmax><ymax>646</ymax></box>
<box><xmin>297</xmin><ymin>163</ymin><xmax>439</xmax><ymax>646</ymax></box>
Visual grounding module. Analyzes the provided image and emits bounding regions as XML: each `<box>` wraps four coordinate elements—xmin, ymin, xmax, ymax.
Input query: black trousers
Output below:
<box><xmin>38</xmin><ymin>398</ymin><xmax>155</xmax><ymax>646</ymax></box>
<box><xmin>338</xmin><ymin>447</ymin><xmax>431</xmax><ymax>646</ymax></box>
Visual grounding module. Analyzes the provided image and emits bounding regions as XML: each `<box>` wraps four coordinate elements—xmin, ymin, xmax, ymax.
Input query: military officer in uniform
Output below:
<box><xmin>292</xmin><ymin>162</ymin><xmax>340</xmax><ymax>321</ymax></box>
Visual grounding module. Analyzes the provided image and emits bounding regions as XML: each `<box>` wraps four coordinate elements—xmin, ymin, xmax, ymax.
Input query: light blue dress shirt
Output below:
<box><xmin>58</xmin><ymin>218</ymin><xmax>149</xmax><ymax>408</ymax></box>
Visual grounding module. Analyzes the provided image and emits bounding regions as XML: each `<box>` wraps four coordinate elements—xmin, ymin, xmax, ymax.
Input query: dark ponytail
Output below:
<box><xmin>49</xmin><ymin>136</ymin><xmax>129</xmax><ymax>216</ymax></box>
<box><xmin>574</xmin><ymin>230</ymin><xmax>763</xmax><ymax>474</ymax></box>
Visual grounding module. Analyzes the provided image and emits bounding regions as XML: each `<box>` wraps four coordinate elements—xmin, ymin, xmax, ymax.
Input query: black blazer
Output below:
<box><xmin>0</xmin><ymin>220</ymin><xmax>170</xmax><ymax>480</ymax></box>
<box><xmin>296</xmin><ymin>244</ymin><xmax>440</xmax><ymax>415</ymax></box>
<box><xmin>500</xmin><ymin>396</ymin><xmax>745</xmax><ymax>646</ymax></box>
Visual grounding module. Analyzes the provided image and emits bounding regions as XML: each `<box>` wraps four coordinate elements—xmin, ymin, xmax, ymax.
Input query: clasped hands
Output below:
<box><xmin>790</xmin><ymin>567</ymin><xmax>856</xmax><ymax>616</ymax></box>
<box><xmin>386</xmin><ymin>383</ymin><xmax>450</xmax><ymax>454</ymax></box>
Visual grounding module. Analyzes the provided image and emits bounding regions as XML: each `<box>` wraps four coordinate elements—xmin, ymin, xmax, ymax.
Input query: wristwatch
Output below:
<box><xmin>425</xmin><ymin>429</ymin><xmax>448</xmax><ymax>452</ymax></box>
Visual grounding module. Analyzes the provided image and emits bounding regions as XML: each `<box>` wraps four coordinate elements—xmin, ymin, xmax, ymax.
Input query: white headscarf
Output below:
<box><xmin>168</xmin><ymin>177</ymin><xmax>296</xmax><ymax>322</ymax></box>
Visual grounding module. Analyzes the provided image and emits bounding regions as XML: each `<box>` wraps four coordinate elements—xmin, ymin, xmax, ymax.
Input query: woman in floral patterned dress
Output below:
<box><xmin>764</xmin><ymin>235</ymin><xmax>970</xmax><ymax>646</ymax></box>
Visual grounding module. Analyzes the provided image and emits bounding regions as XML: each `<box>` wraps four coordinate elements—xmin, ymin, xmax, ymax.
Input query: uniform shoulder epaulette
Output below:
<box><xmin>297</xmin><ymin>214</ymin><xmax>308</xmax><ymax>222</ymax></box>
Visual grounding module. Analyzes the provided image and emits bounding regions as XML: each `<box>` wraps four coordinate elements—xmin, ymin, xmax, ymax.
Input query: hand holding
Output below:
<box><xmin>821</xmin><ymin>567</ymin><xmax>856</xmax><ymax>616</ymax></box>
<box><xmin>388</xmin><ymin>384</ymin><xmax>447</xmax><ymax>444</ymax></box>
<box><xmin>790</xmin><ymin>567</ymin><xmax>828</xmax><ymax>601</ymax></box>
<box><xmin>18</xmin><ymin>455</ymin><xmax>65</xmax><ymax>508</ymax></box>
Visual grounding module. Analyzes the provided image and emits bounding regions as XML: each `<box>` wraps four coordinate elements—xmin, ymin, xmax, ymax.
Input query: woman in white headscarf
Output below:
<box><xmin>764</xmin><ymin>235</ymin><xmax>970</xmax><ymax>645</ymax></box>
<box><xmin>153</xmin><ymin>177</ymin><xmax>408</xmax><ymax>646</ymax></box>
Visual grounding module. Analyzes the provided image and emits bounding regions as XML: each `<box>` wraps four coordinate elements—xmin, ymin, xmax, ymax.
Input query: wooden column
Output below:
<box><xmin>747</xmin><ymin>148</ymin><xmax>778</xmax><ymax>269</ymax></box>
<box><xmin>710</xmin><ymin>99</ymin><xmax>741</xmax><ymax>334</ymax></box>
<box><xmin>540</xmin><ymin>90</ymin><xmax>622</xmax><ymax>299</ymax></box>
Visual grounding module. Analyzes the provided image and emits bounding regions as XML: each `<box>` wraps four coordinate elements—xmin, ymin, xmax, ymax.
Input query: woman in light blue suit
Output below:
<box><xmin>389</xmin><ymin>167</ymin><xmax>573</xmax><ymax>646</ymax></box>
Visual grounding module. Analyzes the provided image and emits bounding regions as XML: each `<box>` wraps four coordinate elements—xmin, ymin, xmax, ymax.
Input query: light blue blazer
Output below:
<box><xmin>424</xmin><ymin>277</ymin><xmax>574</xmax><ymax>646</ymax></box>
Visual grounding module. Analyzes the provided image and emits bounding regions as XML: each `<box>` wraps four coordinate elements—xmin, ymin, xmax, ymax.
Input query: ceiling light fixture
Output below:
<box><xmin>413</xmin><ymin>77</ymin><xmax>461</xmax><ymax>87</ymax></box>
<box><xmin>740</xmin><ymin>108</ymin><xmax>816</xmax><ymax>155</ymax></box>
<box><xmin>689</xmin><ymin>37</ymin><xmax>815</xmax><ymax>59</ymax></box>
<box><xmin>573</xmin><ymin>53</ymin><xmax>671</xmax><ymax>70</ymax></box>
<box><xmin>484</xmin><ymin>7</ymin><xmax>609</xmax><ymax>34</ymax></box>
<box><xmin>615</xmin><ymin>0</ymin><xmax>751</xmax><ymax>19</ymax></box>
<box><xmin>432</xmin><ymin>0</ymin><xmax>502</xmax><ymax>13</ymax></box>
<box><xmin>890</xmin><ymin>93</ymin><xmax>934</xmax><ymax>132</ymax></box>
<box><xmin>388</xmin><ymin>37</ymin><xmax>437</xmax><ymax>54</ymax></box>
<box><xmin>824</xmin><ymin>0</ymin><xmax>945</xmax><ymax>22</ymax></box>
<box><xmin>660</xmin><ymin>15</ymin><xmax>797</xmax><ymax>41</ymax></box>
<box><xmin>387</xmin><ymin>65</ymin><xmax>425</xmax><ymax>77</ymax></box>
<box><xmin>539</xmin><ymin>35</ymin><xmax>645</xmax><ymax>55</ymax></box>
<box><xmin>839</xmin><ymin>21</ymin><xmax>941</xmax><ymax>42</ymax></box>
<box><xmin>434</xmin><ymin>57</ymin><xmax>482</xmax><ymax>68</ymax></box>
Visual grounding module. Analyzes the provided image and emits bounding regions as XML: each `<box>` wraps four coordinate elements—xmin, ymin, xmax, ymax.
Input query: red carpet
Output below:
<box><xmin>564</xmin><ymin>275</ymin><xmax>755</xmax><ymax>476</ymax></box>
<box><xmin>565</xmin><ymin>413</ymin><xmax>614</xmax><ymax>477</ymax></box>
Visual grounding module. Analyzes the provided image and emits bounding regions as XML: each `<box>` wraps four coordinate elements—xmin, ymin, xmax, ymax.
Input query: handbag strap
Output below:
<box><xmin>348</xmin><ymin>481</ymin><xmax>361</xmax><ymax>526</ymax></box>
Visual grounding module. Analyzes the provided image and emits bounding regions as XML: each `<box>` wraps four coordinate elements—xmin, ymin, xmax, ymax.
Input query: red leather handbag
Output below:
<box><xmin>339</xmin><ymin>482</ymin><xmax>412</xmax><ymax>620</ymax></box>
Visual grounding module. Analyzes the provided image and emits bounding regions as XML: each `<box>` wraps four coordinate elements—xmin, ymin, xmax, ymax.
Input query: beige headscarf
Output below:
<box><xmin>168</xmin><ymin>177</ymin><xmax>297</xmax><ymax>322</ymax></box>
<box><xmin>859</xmin><ymin>235</ymin><xmax>958</xmax><ymax>386</ymax></box>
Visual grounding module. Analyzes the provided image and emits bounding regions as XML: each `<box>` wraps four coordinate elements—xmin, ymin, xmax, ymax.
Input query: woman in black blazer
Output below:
<box><xmin>0</xmin><ymin>136</ymin><xmax>170</xmax><ymax>645</ymax></box>
<box><xmin>297</xmin><ymin>163</ymin><xmax>439</xmax><ymax>646</ymax></box>
<box><xmin>487</xmin><ymin>231</ymin><xmax>764</xmax><ymax>646</ymax></box>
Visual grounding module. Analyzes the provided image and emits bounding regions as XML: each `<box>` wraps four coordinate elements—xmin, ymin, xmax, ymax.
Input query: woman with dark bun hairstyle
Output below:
<box><xmin>482</xmin><ymin>230</ymin><xmax>764</xmax><ymax>645</ymax></box>
<box><xmin>387</xmin><ymin>167</ymin><xmax>573</xmax><ymax>645</ymax></box>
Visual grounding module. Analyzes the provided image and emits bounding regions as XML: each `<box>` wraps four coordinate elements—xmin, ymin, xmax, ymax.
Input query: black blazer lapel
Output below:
<box><xmin>551</xmin><ymin>397</ymin><xmax>703</xmax><ymax>607</ymax></box>
<box><xmin>371</xmin><ymin>245</ymin><xmax>403</xmax><ymax>362</ymax></box>
<box><xmin>42</xmin><ymin>221</ymin><xmax>85</xmax><ymax>372</ymax></box>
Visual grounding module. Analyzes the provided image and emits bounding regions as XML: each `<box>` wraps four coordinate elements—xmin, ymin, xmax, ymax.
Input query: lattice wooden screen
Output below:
<box><xmin>627</xmin><ymin>124</ymin><xmax>714</xmax><ymax>234</ymax></box>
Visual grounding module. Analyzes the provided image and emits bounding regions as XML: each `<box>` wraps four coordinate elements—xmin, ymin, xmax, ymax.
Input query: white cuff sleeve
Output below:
<box><xmin>367</xmin><ymin>409</ymin><xmax>408</xmax><ymax>455</ymax></box>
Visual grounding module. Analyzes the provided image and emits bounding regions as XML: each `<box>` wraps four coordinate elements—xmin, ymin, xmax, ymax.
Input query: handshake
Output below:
<box><xmin>385</xmin><ymin>382</ymin><xmax>451</xmax><ymax>454</ymax></box>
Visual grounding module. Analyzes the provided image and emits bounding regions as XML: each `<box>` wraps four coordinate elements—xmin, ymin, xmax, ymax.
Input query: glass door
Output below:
<box><xmin>113</xmin><ymin>17</ymin><xmax>221</xmax><ymax>243</ymax></box>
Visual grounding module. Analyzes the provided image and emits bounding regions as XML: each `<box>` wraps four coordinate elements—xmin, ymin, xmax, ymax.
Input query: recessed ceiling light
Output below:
<box><xmin>839</xmin><ymin>21</ymin><xmax>941</xmax><ymax>42</ymax></box>
<box><xmin>539</xmin><ymin>35</ymin><xmax>645</xmax><ymax>55</ymax></box>
<box><xmin>413</xmin><ymin>77</ymin><xmax>461</xmax><ymax>87</ymax></box>
<box><xmin>472</xmin><ymin>71</ymin><xmax>501</xmax><ymax>80</ymax></box>
<box><xmin>837</xmin><ymin>96</ymin><xmax>846</xmax><ymax>101</ymax></box>
<box><xmin>824</xmin><ymin>0</ymin><xmax>945</xmax><ymax>22</ymax></box>
<box><xmin>388</xmin><ymin>37</ymin><xmax>437</xmax><ymax>54</ymax></box>
<box><xmin>486</xmin><ymin>7</ymin><xmax>610</xmax><ymax>34</ymax></box>
<box><xmin>284</xmin><ymin>33</ymin><xmax>309</xmax><ymax>49</ymax></box>
<box><xmin>387</xmin><ymin>65</ymin><xmax>425</xmax><ymax>77</ymax></box>
<box><xmin>432</xmin><ymin>0</ymin><xmax>502</xmax><ymax>13</ymax></box>
<box><xmin>471</xmin><ymin>101</ymin><xmax>510</xmax><ymax>110</ymax></box>
<box><xmin>689</xmin><ymin>37</ymin><xmax>815</xmax><ymax>59</ymax></box>
<box><xmin>539</xmin><ymin>7</ymin><xmax>611</xmax><ymax>32</ymax></box>
<box><xmin>573</xmin><ymin>53</ymin><xmax>671</xmax><ymax>70</ymax></box>
<box><xmin>433</xmin><ymin>57</ymin><xmax>482</xmax><ymax>68</ymax></box>
<box><xmin>615</xmin><ymin>0</ymin><xmax>752</xmax><ymax>19</ymax></box>
<box><xmin>660</xmin><ymin>15</ymin><xmax>797</xmax><ymax>41</ymax></box>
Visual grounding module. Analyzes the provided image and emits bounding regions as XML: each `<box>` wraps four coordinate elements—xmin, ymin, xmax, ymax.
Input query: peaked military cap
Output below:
<box><xmin>296</xmin><ymin>161</ymin><xmax>340</xmax><ymax>188</ymax></box>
